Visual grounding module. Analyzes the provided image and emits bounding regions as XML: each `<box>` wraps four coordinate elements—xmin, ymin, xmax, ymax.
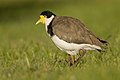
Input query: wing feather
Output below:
<box><xmin>52</xmin><ymin>16</ymin><xmax>106</xmax><ymax>47</ymax></box>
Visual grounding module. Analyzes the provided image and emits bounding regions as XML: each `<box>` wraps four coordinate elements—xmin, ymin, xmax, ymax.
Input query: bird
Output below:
<box><xmin>36</xmin><ymin>11</ymin><xmax>108</xmax><ymax>66</ymax></box>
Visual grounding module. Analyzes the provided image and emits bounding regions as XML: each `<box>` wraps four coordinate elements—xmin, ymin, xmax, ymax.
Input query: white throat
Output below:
<box><xmin>45</xmin><ymin>15</ymin><xmax>55</xmax><ymax>27</ymax></box>
<box><xmin>44</xmin><ymin>15</ymin><xmax>55</xmax><ymax>35</ymax></box>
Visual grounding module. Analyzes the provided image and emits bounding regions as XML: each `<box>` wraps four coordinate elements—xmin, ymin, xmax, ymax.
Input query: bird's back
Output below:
<box><xmin>51</xmin><ymin>16</ymin><xmax>107</xmax><ymax>48</ymax></box>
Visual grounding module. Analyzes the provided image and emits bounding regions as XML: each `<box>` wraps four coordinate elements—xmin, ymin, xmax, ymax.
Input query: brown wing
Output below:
<box><xmin>52</xmin><ymin>16</ymin><xmax>107</xmax><ymax>47</ymax></box>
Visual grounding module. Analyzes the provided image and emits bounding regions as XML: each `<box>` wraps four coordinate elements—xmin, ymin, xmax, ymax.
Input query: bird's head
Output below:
<box><xmin>36</xmin><ymin>11</ymin><xmax>56</xmax><ymax>25</ymax></box>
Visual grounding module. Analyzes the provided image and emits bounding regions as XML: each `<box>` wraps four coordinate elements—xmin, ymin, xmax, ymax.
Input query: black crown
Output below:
<box><xmin>40</xmin><ymin>11</ymin><xmax>56</xmax><ymax>18</ymax></box>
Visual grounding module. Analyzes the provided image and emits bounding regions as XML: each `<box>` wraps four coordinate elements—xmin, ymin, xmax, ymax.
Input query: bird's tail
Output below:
<box><xmin>97</xmin><ymin>38</ymin><xmax>108</xmax><ymax>52</ymax></box>
<box><xmin>98</xmin><ymin>38</ymin><xmax>108</xmax><ymax>45</ymax></box>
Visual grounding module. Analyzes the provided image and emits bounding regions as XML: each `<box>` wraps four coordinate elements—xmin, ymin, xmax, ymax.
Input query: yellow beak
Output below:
<box><xmin>36</xmin><ymin>15</ymin><xmax>45</xmax><ymax>25</ymax></box>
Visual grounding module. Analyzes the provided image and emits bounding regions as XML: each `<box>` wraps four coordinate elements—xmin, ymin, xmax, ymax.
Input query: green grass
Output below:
<box><xmin>0</xmin><ymin>0</ymin><xmax>120</xmax><ymax>80</ymax></box>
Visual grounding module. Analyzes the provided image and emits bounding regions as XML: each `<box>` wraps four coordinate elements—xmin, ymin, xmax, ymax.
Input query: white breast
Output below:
<box><xmin>51</xmin><ymin>35</ymin><xmax>101</xmax><ymax>55</ymax></box>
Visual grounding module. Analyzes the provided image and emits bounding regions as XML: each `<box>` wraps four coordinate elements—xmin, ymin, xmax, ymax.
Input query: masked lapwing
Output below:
<box><xmin>36</xmin><ymin>11</ymin><xmax>108</xmax><ymax>66</ymax></box>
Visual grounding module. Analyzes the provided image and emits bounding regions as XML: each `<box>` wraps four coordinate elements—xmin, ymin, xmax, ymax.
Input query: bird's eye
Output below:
<box><xmin>46</xmin><ymin>15</ymin><xmax>52</xmax><ymax>18</ymax></box>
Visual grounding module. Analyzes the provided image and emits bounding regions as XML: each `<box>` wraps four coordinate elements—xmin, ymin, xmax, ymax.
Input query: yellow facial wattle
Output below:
<box><xmin>36</xmin><ymin>15</ymin><xmax>45</xmax><ymax>25</ymax></box>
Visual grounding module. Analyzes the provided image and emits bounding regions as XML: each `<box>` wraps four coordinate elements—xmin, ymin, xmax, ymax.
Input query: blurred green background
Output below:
<box><xmin>0</xmin><ymin>0</ymin><xmax>120</xmax><ymax>80</ymax></box>
<box><xmin>0</xmin><ymin>0</ymin><xmax>120</xmax><ymax>46</ymax></box>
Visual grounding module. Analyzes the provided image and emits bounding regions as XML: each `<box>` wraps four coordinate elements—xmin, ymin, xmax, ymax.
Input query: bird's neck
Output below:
<box><xmin>45</xmin><ymin>15</ymin><xmax>55</xmax><ymax>36</ymax></box>
<box><xmin>45</xmin><ymin>15</ymin><xmax>55</xmax><ymax>27</ymax></box>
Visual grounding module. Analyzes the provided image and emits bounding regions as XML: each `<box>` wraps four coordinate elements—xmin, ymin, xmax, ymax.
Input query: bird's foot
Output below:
<box><xmin>74</xmin><ymin>50</ymin><xmax>86</xmax><ymax>65</ymax></box>
<box><xmin>68</xmin><ymin>54</ymin><xmax>75</xmax><ymax>66</ymax></box>
<box><xmin>67</xmin><ymin>50</ymin><xmax>86</xmax><ymax>66</ymax></box>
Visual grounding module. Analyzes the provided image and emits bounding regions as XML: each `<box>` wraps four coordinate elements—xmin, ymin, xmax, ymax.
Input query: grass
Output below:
<box><xmin>0</xmin><ymin>0</ymin><xmax>120</xmax><ymax>80</ymax></box>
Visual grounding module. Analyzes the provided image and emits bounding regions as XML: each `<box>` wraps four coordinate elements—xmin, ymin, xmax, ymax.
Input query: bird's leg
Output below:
<box><xmin>68</xmin><ymin>54</ymin><xmax>75</xmax><ymax>66</ymax></box>
<box><xmin>74</xmin><ymin>49</ymin><xmax>86</xmax><ymax>64</ymax></box>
